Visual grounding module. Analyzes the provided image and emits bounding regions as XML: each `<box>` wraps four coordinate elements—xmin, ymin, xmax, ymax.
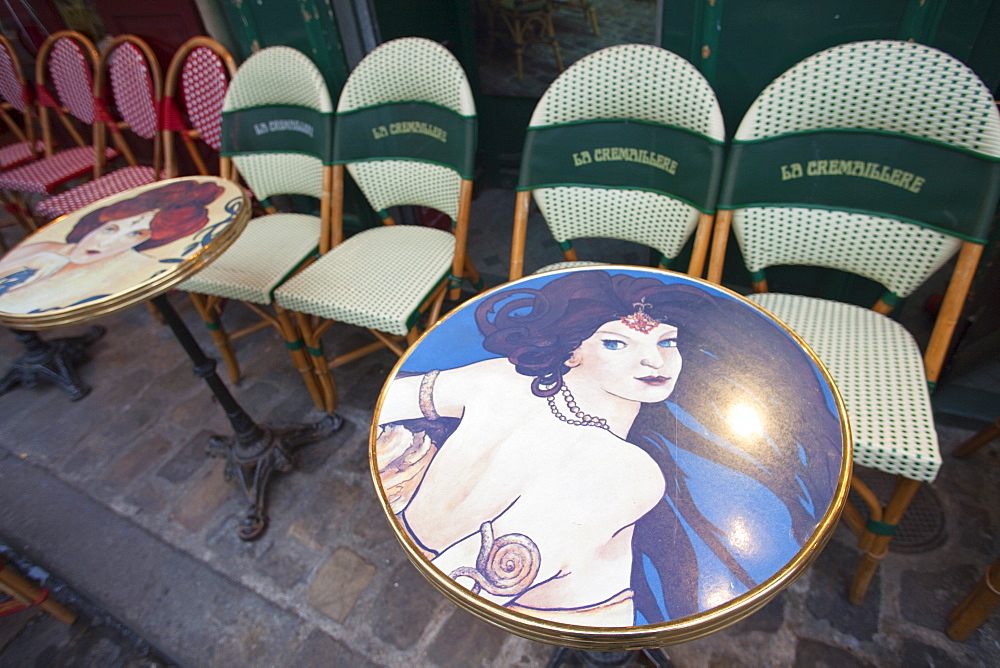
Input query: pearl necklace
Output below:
<box><xmin>546</xmin><ymin>384</ymin><xmax>610</xmax><ymax>431</ymax></box>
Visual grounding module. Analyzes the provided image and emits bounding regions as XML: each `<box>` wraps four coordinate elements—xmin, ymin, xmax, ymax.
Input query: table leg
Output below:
<box><xmin>151</xmin><ymin>294</ymin><xmax>343</xmax><ymax>541</ymax></box>
<box><xmin>0</xmin><ymin>326</ymin><xmax>105</xmax><ymax>400</ymax></box>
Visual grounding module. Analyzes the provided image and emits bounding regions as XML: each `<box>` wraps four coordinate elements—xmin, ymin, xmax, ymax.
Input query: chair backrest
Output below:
<box><xmin>707</xmin><ymin>39</ymin><xmax>1000</xmax><ymax>382</ymax></box>
<box><xmin>332</xmin><ymin>36</ymin><xmax>477</xmax><ymax>243</ymax></box>
<box><xmin>510</xmin><ymin>43</ymin><xmax>726</xmax><ymax>279</ymax></box>
<box><xmin>163</xmin><ymin>36</ymin><xmax>237</xmax><ymax>179</ymax></box>
<box><xmin>94</xmin><ymin>35</ymin><xmax>163</xmax><ymax>177</ymax></box>
<box><xmin>221</xmin><ymin>45</ymin><xmax>334</xmax><ymax>246</ymax></box>
<box><xmin>0</xmin><ymin>35</ymin><xmax>37</xmax><ymax>149</ymax></box>
<box><xmin>34</xmin><ymin>31</ymin><xmax>101</xmax><ymax>156</ymax></box>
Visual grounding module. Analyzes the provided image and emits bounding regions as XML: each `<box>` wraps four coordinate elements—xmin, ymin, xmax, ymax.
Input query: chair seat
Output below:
<box><xmin>0</xmin><ymin>146</ymin><xmax>119</xmax><ymax>194</ymax></box>
<box><xmin>34</xmin><ymin>166</ymin><xmax>161</xmax><ymax>218</ymax></box>
<box><xmin>0</xmin><ymin>140</ymin><xmax>44</xmax><ymax>171</ymax></box>
<box><xmin>535</xmin><ymin>260</ymin><xmax>605</xmax><ymax>274</ymax></box>
<box><xmin>179</xmin><ymin>212</ymin><xmax>321</xmax><ymax>304</ymax></box>
<box><xmin>274</xmin><ymin>226</ymin><xmax>455</xmax><ymax>336</ymax></box>
<box><xmin>749</xmin><ymin>292</ymin><xmax>941</xmax><ymax>483</ymax></box>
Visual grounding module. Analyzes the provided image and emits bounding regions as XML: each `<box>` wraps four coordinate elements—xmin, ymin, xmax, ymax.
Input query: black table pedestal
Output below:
<box><xmin>0</xmin><ymin>326</ymin><xmax>105</xmax><ymax>400</ymax></box>
<box><xmin>549</xmin><ymin>647</ymin><xmax>672</xmax><ymax>667</ymax></box>
<box><xmin>153</xmin><ymin>294</ymin><xmax>342</xmax><ymax>541</ymax></box>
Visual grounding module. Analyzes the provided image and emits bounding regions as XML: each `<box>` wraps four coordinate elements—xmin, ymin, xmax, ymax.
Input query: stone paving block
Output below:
<box><xmin>372</xmin><ymin>560</ymin><xmax>440</xmax><ymax>650</ymax></box>
<box><xmin>353</xmin><ymin>498</ymin><xmax>397</xmax><ymax>547</ymax></box>
<box><xmin>794</xmin><ymin>637</ymin><xmax>873</xmax><ymax>667</ymax></box>
<box><xmin>285</xmin><ymin>478</ymin><xmax>363</xmax><ymax>550</ymax></box>
<box><xmin>55</xmin><ymin>442</ymin><xmax>111</xmax><ymax>483</ymax></box>
<box><xmin>167</xmin><ymin>390</ymin><xmax>227</xmax><ymax>433</ymax></box>
<box><xmin>900</xmin><ymin>638</ymin><xmax>961</xmax><ymax>666</ymax></box>
<box><xmin>900</xmin><ymin>564</ymin><xmax>981</xmax><ymax>630</ymax></box>
<box><xmin>805</xmin><ymin>538</ymin><xmax>880</xmax><ymax>641</ymax></box>
<box><xmin>257</xmin><ymin>541</ymin><xmax>314</xmax><ymax>590</ymax></box>
<box><xmin>99</xmin><ymin>435</ymin><xmax>174</xmax><ymax>488</ymax></box>
<box><xmin>157</xmin><ymin>430</ymin><xmax>215</xmax><ymax>483</ymax></box>
<box><xmin>124</xmin><ymin>483</ymin><xmax>169</xmax><ymax>516</ymax></box>
<box><xmin>291</xmin><ymin>629</ymin><xmax>378</xmax><ymax>667</ymax></box>
<box><xmin>170</xmin><ymin>460</ymin><xmax>233</xmax><ymax>533</ymax></box>
<box><xmin>426</xmin><ymin>607</ymin><xmax>509</xmax><ymax>666</ymax></box>
<box><xmin>307</xmin><ymin>547</ymin><xmax>376</xmax><ymax>623</ymax></box>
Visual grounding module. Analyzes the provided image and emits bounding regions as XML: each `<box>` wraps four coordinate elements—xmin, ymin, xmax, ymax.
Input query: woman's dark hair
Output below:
<box><xmin>66</xmin><ymin>180</ymin><xmax>225</xmax><ymax>251</ymax></box>
<box><xmin>474</xmin><ymin>270</ymin><xmax>724</xmax><ymax>397</ymax></box>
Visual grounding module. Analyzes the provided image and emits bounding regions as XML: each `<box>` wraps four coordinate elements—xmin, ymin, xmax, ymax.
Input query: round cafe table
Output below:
<box><xmin>0</xmin><ymin>176</ymin><xmax>340</xmax><ymax>541</ymax></box>
<box><xmin>370</xmin><ymin>266</ymin><xmax>850</xmax><ymax>658</ymax></box>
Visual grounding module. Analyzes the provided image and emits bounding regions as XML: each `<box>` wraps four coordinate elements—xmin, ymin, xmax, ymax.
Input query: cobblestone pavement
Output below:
<box><xmin>1</xmin><ymin>188</ymin><xmax>999</xmax><ymax>666</ymax></box>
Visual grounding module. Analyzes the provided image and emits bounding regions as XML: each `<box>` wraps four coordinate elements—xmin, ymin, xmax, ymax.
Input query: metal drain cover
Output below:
<box><xmin>851</xmin><ymin>469</ymin><xmax>947</xmax><ymax>553</ymax></box>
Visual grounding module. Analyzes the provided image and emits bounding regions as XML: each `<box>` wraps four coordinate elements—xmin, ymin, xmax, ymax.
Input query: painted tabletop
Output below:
<box><xmin>370</xmin><ymin>266</ymin><xmax>851</xmax><ymax>650</ymax></box>
<box><xmin>0</xmin><ymin>177</ymin><xmax>248</xmax><ymax>330</ymax></box>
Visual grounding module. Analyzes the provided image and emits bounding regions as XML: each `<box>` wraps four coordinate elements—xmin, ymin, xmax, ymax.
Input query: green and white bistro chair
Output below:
<box><xmin>706</xmin><ymin>40</ymin><xmax>1000</xmax><ymax>605</ymax></box>
<box><xmin>273</xmin><ymin>37</ymin><xmax>477</xmax><ymax>414</ymax></box>
<box><xmin>509</xmin><ymin>43</ymin><xmax>726</xmax><ymax>281</ymax></box>
<box><xmin>178</xmin><ymin>45</ymin><xmax>334</xmax><ymax>411</ymax></box>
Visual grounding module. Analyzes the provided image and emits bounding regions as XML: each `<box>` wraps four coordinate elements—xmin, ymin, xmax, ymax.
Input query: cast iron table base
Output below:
<box><xmin>549</xmin><ymin>648</ymin><xmax>671</xmax><ymax>667</ymax></box>
<box><xmin>0</xmin><ymin>326</ymin><xmax>105</xmax><ymax>400</ymax></box>
<box><xmin>153</xmin><ymin>294</ymin><xmax>343</xmax><ymax>541</ymax></box>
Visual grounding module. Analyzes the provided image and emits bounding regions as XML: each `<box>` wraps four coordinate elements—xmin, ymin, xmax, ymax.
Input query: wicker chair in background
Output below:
<box><xmin>33</xmin><ymin>35</ymin><xmax>164</xmax><ymax>220</ymax></box>
<box><xmin>705</xmin><ymin>39</ymin><xmax>1000</xmax><ymax>605</ymax></box>
<box><xmin>509</xmin><ymin>43</ymin><xmax>726</xmax><ymax>280</ymax></box>
<box><xmin>0</xmin><ymin>31</ymin><xmax>116</xmax><ymax>228</ymax></box>
<box><xmin>178</xmin><ymin>45</ymin><xmax>334</xmax><ymax>411</ymax></box>
<box><xmin>272</xmin><ymin>37</ymin><xmax>478</xmax><ymax>414</ymax></box>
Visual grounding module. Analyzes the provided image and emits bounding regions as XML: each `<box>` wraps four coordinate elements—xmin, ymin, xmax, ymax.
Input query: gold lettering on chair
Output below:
<box><xmin>795</xmin><ymin>159</ymin><xmax>926</xmax><ymax>193</ymax></box>
<box><xmin>578</xmin><ymin>146</ymin><xmax>678</xmax><ymax>174</ymax></box>
<box><xmin>780</xmin><ymin>163</ymin><xmax>803</xmax><ymax>180</ymax></box>
<box><xmin>386</xmin><ymin>121</ymin><xmax>448</xmax><ymax>143</ymax></box>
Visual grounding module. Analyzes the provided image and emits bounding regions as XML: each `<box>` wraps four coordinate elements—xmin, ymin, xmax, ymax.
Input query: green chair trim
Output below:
<box><xmin>202</xmin><ymin>321</ymin><xmax>220</xmax><ymax>331</ymax></box>
<box><xmin>866</xmin><ymin>518</ymin><xmax>898</xmax><ymax>536</ymax></box>
<box><xmin>222</xmin><ymin>104</ymin><xmax>334</xmax><ymax>164</ymax></box>
<box><xmin>285</xmin><ymin>338</ymin><xmax>305</xmax><ymax>351</ymax></box>
<box><xmin>517</xmin><ymin>119</ymin><xmax>725</xmax><ymax>214</ymax></box>
<box><xmin>335</xmin><ymin>101</ymin><xmax>477</xmax><ymax>178</ymax></box>
<box><xmin>719</xmin><ymin>129</ymin><xmax>1000</xmax><ymax>243</ymax></box>
<box><xmin>308</xmin><ymin>345</ymin><xmax>324</xmax><ymax>357</ymax></box>
<box><xmin>558</xmin><ymin>240</ymin><xmax>573</xmax><ymax>252</ymax></box>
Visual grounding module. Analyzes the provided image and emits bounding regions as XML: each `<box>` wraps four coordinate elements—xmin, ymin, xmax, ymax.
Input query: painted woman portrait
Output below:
<box><xmin>0</xmin><ymin>179</ymin><xmax>224</xmax><ymax>313</ymax></box>
<box><xmin>376</xmin><ymin>268</ymin><xmax>844</xmax><ymax>628</ymax></box>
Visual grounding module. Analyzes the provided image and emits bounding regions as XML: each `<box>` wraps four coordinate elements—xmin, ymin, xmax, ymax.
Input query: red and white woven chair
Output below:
<box><xmin>0</xmin><ymin>35</ymin><xmax>43</xmax><ymax>174</ymax></box>
<box><xmin>0</xmin><ymin>34</ymin><xmax>44</xmax><ymax>241</ymax></box>
<box><xmin>162</xmin><ymin>36</ymin><xmax>238</xmax><ymax>181</ymax></box>
<box><xmin>0</xmin><ymin>31</ymin><xmax>117</xmax><ymax>226</ymax></box>
<box><xmin>33</xmin><ymin>34</ymin><xmax>164</xmax><ymax>220</ymax></box>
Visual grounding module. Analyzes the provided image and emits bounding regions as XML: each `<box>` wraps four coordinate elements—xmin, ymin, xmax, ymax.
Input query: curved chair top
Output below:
<box><xmin>735</xmin><ymin>39</ymin><xmax>1000</xmax><ymax>156</ymax></box>
<box><xmin>0</xmin><ymin>35</ymin><xmax>30</xmax><ymax>115</ymax></box>
<box><xmin>223</xmin><ymin>45</ymin><xmax>333</xmax><ymax>114</ymax></box>
<box><xmin>529</xmin><ymin>43</ymin><xmax>724</xmax><ymax>141</ymax></box>
<box><xmin>337</xmin><ymin>37</ymin><xmax>475</xmax><ymax>116</ymax></box>
<box><xmin>165</xmin><ymin>37</ymin><xmax>237</xmax><ymax>152</ymax></box>
<box><xmin>36</xmin><ymin>31</ymin><xmax>100</xmax><ymax>125</ymax></box>
<box><xmin>98</xmin><ymin>35</ymin><xmax>162</xmax><ymax>141</ymax></box>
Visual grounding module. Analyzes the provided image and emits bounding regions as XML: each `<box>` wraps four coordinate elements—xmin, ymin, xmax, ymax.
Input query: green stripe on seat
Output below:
<box><xmin>222</xmin><ymin>105</ymin><xmax>334</xmax><ymax>163</ymax></box>
<box><xmin>517</xmin><ymin>119</ymin><xmax>725</xmax><ymax>213</ymax></box>
<box><xmin>866</xmin><ymin>519</ymin><xmax>898</xmax><ymax>536</ymax></box>
<box><xmin>334</xmin><ymin>101</ymin><xmax>477</xmax><ymax>178</ymax></box>
<box><xmin>719</xmin><ymin>130</ymin><xmax>1000</xmax><ymax>243</ymax></box>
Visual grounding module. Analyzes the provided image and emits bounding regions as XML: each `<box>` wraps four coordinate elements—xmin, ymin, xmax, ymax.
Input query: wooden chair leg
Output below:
<box><xmin>275</xmin><ymin>307</ymin><xmax>326</xmax><ymax>412</ymax></box>
<box><xmin>953</xmin><ymin>417</ymin><xmax>1000</xmax><ymax>458</ymax></box>
<box><xmin>947</xmin><ymin>556</ymin><xmax>1000</xmax><ymax>641</ymax></box>
<box><xmin>849</xmin><ymin>475</ymin><xmax>922</xmax><ymax>605</ymax></box>
<box><xmin>0</xmin><ymin>557</ymin><xmax>76</xmax><ymax>625</ymax></box>
<box><xmin>188</xmin><ymin>293</ymin><xmax>241</xmax><ymax>383</ymax></box>
<box><xmin>294</xmin><ymin>311</ymin><xmax>339</xmax><ymax>414</ymax></box>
